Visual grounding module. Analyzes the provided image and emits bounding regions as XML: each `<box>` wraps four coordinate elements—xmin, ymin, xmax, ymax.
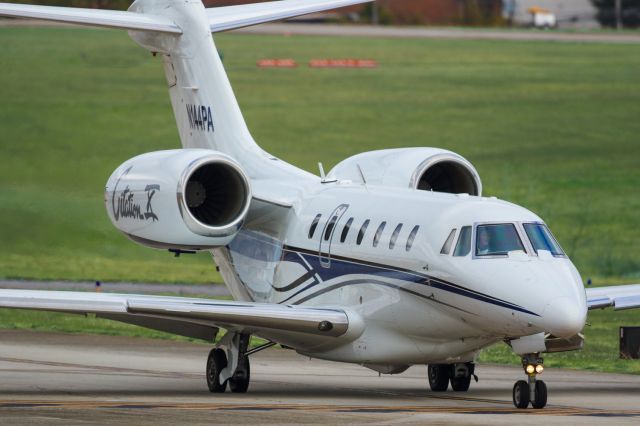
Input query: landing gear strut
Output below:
<box><xmin>205</xmin><ymin>332</ymin><xmax>275</xmax><ymax>394</ymax></box>
<box><xmin>513</xmin><ymin>354</ymin><xmax>547</xmax><ymax>409</ymax></box>
<box><xmin>428</xmin><ymin>362</ymin><xmax>477</xmax><ymax>392</ymax></box>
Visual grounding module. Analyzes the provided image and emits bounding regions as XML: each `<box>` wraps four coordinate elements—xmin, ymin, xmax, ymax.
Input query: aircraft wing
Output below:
<box><xmin>586</xmin><ymin>284</ymin><xmax>640</xmax><ymax>310</ymax></box>
<box><xmin>0</xmin><ymin>0</ymin><xmax>373</xmax><ymax>34</ymax></box>
<box><xmin>0</xmin><ymin>289</ymin><xmax>349</xmax><ymax>341</ymax></box>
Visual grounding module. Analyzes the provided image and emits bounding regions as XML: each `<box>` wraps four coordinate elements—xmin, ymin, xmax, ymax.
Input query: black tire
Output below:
<box><xmin>206</xmin><ymin>348</ymin><xmax>227</xmax><ymax>393</ymax></box>
<box><xmin>450</xmin><ymin>375</ymin><xmax>471</xmax><ymax>392</ymax></box>
<box><xmin>513</xmin><ymin>380</ymin><xmax>530</xmax><ymax>409</ymax></box>
<box><xmin>229</xmin><ymin>356</ymin><xmax>250</xmax><ymax>393</ymax></box>
<box><xmin>531</xmin><ymin>380</ymin><xmax>547</xmax><ymax>409</ymax></box>
<box><xmin>428</xmin><ymin>364</ymin><xmax>449</xmax><ymax>392</ymax></box>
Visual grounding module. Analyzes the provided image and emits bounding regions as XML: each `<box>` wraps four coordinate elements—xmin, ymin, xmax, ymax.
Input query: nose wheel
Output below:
<box><xmin>513</xmin><ymin>354</ymin><xmax>547</xmax><ymax>409</ymax></box>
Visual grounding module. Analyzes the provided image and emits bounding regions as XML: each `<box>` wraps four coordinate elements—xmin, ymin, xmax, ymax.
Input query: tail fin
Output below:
<box><xmin>128</xmin><ymin>0</ymin><xmax>262</xmax><ymax>162</ymax></box>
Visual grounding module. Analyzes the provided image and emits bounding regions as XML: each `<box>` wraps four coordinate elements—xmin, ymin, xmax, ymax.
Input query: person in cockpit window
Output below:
<box><xmin>477</xmin><ymin>227</ymin><xmax>491</xmax><ymax>255</ymax></box>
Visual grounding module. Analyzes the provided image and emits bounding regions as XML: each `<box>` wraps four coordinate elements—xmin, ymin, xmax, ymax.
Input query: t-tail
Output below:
<box><xmin>0</xmin><ymin>0</ymin><xmax>373</xmax><ymax>177</ymax></box>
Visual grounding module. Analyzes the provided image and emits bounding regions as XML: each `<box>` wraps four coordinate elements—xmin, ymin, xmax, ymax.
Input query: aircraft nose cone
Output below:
<box><xmin>543</xmin><ymin>297</ymin><xmax>586</xmax><ymax>338</ymax></box>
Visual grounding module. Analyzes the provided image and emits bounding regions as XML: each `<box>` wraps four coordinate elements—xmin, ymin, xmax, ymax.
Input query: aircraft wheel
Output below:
<box><xmin>428</xmin><ymin>364</ymin><xmax>449</xmax><ymax>392</ymax></box>
<box><xmin>531</xmin><ymin>380</ymin><xmax>547</xmax><ymax>409</ymax></box>
<box><xmin>206</xmin><ymin>348</ymin><xmax>228</xmax><ymax>393</ymax></box>
<box><xmin>450</xmin><ymin>375</ymin><xmax>471</xmax><ymax>392</ymax></box>
<box><xmin>512</xmin><ymin>380</ymin><xmax>530</xmax><ymax>409</ymax></box>
<box><xmin>229</xmin><ymin>356</ymin><xmax>250</xmax><ymax>393</ymax></box>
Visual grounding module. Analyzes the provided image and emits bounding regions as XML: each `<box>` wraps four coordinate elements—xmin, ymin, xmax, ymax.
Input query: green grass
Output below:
<box><xmin>0</xmin><ymin>27</ymin><xmax>639</xmax><ymax>373</ymax></box>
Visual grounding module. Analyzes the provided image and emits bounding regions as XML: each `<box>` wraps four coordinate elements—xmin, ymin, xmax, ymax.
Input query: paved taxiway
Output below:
<box><xmin>0</xmin><ymin>330</ymin><xmax>638</xmax><ymax>424</ymax></box>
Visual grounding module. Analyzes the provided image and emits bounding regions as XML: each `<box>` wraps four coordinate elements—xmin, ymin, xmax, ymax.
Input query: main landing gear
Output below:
<box><xmin>206</xmin><ymin>332</ymin><xmax>275</xmax><ymax>393</ymax></box>
<box><xmin>428</xmin><ymin>362</ymin><xmax>477</xmax><ymax>392</ymax></box>
<box><xmin>512</xmin><ymin>354</ymin><xmax>547</xmax><ymax>409</ymax></box>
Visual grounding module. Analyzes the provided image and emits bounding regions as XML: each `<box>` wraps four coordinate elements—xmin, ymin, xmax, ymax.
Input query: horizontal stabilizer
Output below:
<box><xmin>0</xmin><ymin>3</ymin><xmax>182</xmax><ymax>33</ymax></box>
<box><xmin>207</xmin><ymin>0</ymin><xmax>373</xmax><ymax>33</ymax></box>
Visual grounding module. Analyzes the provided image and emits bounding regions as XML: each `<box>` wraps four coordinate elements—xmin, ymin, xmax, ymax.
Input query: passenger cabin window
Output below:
<box><xmin>356</xmin><ymin>219</ymin><xmax>370</xmax><ymax>245</ymax></box>
<box><xmin>324</xmin><ymin>214</ymin><xmax>339</xmax><ymax>241</ymax></box>
<box><xmin>308</xmin><ymin>214</ymin><xmax>321</xmax><ymax>239</ymax></box>
<box><xmin>440</xmin><ymin>229</ymin><xmax>457</xmax><ymax>254</ymax></box>
<box><xmin>453</xmin><ymin>226</ymin><xmax>472</xmax><ymax>257</ymax></box>
<box><xmin>476</xmin><ymin>223</ymin><xmax>525</xmax><ymax>256</ymax></box>
<box><xmin>406</xmin><ymin>225</ymin><xmax>419</xmax><ymax>252</ymax></box>
<box><xmin>373</xmin><ymin>222</ymin><xmax>386</xmax><ymax>247</ymax></box>
<box><xmin>340</xmin><ymin>217</ymin><xmax>354</xmax><ymax>243</ymax></box>
<box><xmin>389</xmin><ymin>224</ymin><xmax>403</xmax><ymax>249</ymax></box>
<box><xmin>523</xmin><ymin>223</ymin><xmax>565</xmax><ymax>256</ymax></box>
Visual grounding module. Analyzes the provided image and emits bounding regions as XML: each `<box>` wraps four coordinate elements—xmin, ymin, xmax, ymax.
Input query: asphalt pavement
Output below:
<box><xmin>0</xmin><ymin>330</ymin><xmax>638</xmax><ymax>425</ymax></box>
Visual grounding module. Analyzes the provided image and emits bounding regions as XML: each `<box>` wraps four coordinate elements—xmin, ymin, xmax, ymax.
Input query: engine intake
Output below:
<box><xmin>414</xmin><ymin>155</ymin><xmax>480</xmax><ymax>196</ymax></box>
<box><xmin>178</xmin><ymin>157</ymin><xmax>250</xmax><ymax>237</ymax></box>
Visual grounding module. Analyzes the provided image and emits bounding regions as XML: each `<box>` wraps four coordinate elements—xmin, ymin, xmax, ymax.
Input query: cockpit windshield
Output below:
<box><xmin>523</xmin><ymin>223</ymin><xmax>565</xmax><ymax>256</ymax></box>
<box><xmin>475</xmin><ymin>223</ymin><xmax>525</xmax><ymax>256</ymax></box>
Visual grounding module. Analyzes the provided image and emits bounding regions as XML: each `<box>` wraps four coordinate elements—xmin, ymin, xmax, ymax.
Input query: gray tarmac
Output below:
<box><xmin>0</xmin><ymin>330</ymin><xmax>638</xmax><ymax>425</ymax></box>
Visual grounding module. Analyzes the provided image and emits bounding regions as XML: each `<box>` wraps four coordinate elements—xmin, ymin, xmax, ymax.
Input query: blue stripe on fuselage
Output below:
<box><xmin>280</xmin><ymin>246</ymin><xmax>539</xmax><ymax>317</ymax></box>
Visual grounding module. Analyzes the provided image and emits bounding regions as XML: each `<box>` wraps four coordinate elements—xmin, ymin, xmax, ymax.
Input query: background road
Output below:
<box><xmin>234</xmin><ymin>23</ymin><xmax>640</xmax><ymax>43</ymax></box>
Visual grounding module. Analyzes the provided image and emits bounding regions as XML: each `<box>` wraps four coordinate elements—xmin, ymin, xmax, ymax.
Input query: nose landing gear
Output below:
<box><xmin>513</xmin><ymin>354</ymin><xmax>547</xmax><ymax>409</ymax></box>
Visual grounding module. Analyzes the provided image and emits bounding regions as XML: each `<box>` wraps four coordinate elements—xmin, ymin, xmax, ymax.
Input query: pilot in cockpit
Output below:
<box><xmin>477</xmin><ymin>227</ymin><xmax>492</xmax><ymax>256</ymax></box>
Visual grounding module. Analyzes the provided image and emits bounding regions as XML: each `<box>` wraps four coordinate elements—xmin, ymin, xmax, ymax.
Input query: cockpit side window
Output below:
<box><xmin>440</xmin><ymin>229</ymin><xmax>457</xmax><ymax>255</ymax></box>
<box><xmin>453</xmin><ymin>226</ymin><xmax>472</xmax><ymax>257</ymax></box>
<box><xmin>523</xmin><ymin>223</ymin><xmax>565</xmax><ymax>256</ymax></box>
<box><xmin>475</xmin><ymin>223</ymin><xmax>525</xmax><ymax>256</ymax></box>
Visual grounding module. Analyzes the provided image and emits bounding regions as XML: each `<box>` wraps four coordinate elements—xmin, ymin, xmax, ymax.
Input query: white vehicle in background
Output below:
<box><xmin>0</xmin><ymin>0</ymin><xmax>638</xmax><ymax>411</ymax></box>
<box><xmin>529</xmin><ymin>6</ymin><xmax>557</xmax><ymax>28</ymax></box>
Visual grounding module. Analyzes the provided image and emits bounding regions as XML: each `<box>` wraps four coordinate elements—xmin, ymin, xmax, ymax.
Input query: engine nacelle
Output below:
<box><xmin>327</xmin><ymin>148</ymin><xmax>482</xmax><ymax>196</ymax></box>
<box><xmin>105</xmin><ymin>149</ymin><xmax>251</xmax><ymax>250</ymax></box>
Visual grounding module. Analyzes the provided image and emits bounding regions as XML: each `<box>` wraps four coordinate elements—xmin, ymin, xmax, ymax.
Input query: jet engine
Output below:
<box><xmin>327</xmin><ymin>148</ymin><xmax>482</xmax><ymax>196</ymax></box>
<box><xmin>105</xmin><ymin>149</ymin><xmax>251</xmax><ymax>250</ymax></box>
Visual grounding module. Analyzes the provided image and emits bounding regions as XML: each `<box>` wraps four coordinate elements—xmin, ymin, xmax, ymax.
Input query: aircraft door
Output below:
<box><xmin>319</xmin><ymin>204</ymin><xmax>349</xmax><ymax>268</ymax></box>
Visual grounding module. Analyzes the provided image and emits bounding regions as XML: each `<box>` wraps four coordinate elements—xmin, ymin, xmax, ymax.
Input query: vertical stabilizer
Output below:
<box><xmin>128</xmin><ymin>0</ymin><xmax>263</xmax><ymax>162</ymax></box>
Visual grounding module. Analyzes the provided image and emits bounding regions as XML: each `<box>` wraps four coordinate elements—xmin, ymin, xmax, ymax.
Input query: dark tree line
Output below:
<box><xmin>592</xmin><ymin>0</ymin><xmax>640</xmax><ymax>28</ymax></box>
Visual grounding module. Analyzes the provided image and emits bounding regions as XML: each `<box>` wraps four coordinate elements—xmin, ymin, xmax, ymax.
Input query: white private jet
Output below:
<box><xmin>1</xmin><ymin>0</ymin><xmax>639</xmax><ymax>410</ymax></box>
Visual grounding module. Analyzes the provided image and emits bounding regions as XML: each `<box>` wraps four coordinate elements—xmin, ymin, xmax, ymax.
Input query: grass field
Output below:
<box><xmin>0</xmin><ymin>27</ymin><xmax>639</xmax><ymax>373</ymax></box>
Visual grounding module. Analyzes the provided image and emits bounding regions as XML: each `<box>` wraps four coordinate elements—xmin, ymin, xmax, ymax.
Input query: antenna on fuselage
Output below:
<box><xmin>357</xmin><ymin>164</ymin><xmax>367</xmax><ymax>185</ymax></box>
<box><xmin>318</xmin><ymin>162</ymin><xmax>326</xmax><ymax>181</ymax></box>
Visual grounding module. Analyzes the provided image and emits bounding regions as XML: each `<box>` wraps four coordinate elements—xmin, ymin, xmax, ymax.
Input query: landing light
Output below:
<box><xmin>525</xmin><ymin>364</ymin><xmax>544</xmax><ymax>375</ymax></box>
